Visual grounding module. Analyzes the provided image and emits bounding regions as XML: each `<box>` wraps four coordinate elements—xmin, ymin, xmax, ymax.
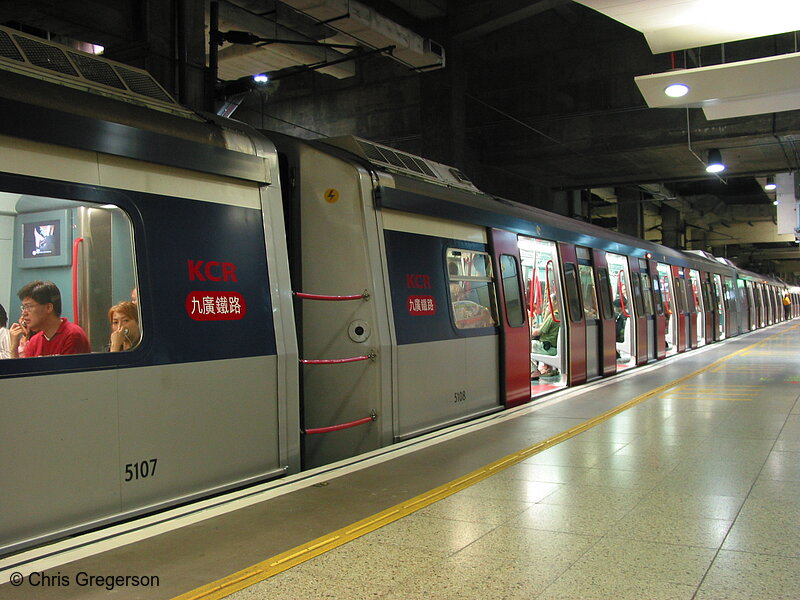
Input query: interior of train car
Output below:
<box><xmin>0</xmin><ymin>192</ymin><xmax>138</xmax><ymax>358</ymax></box>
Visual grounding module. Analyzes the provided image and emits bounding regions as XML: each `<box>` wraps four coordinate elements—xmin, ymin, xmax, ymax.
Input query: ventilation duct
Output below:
<box><xmin>281</xmin><ymin>0</ymin><xmax>445</xmax><ymax>71</ymax></box>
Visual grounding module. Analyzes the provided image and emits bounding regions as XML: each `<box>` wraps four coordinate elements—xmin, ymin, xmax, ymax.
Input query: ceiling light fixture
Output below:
<box><xmin>664</xmin><ymin>83</ymin><xmax>690</xmax><ymax>98</ymax></box>
<box><xmin>253</xmin><ymin>73</ymin><xmax>269</xmax><ymax>84</ymax></box>
<box><xmin>764</xmin><ymin>176</ymin><xmax>778</xmax><ymax>191</ymax></box>
<box><xmin>705</xmin><ymin>148</ymin><xmax>726</xmax><ymax>174</ymax></box>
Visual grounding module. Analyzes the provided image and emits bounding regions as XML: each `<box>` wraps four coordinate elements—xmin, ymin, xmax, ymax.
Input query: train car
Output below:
<box><xmin>0</xmin><ymin>28</ymin><xmax>299</xmax><ymax>555</ymax></box>
<box><xmin>270</xmin><ymin>133</ymin><xmax>790</xmax><ymax>468</ymax></box>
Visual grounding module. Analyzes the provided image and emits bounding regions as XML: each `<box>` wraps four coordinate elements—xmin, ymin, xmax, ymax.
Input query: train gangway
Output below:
<box><xmin>2</xmin><ymin>320</ymin><xmax>799</xmax><ymax>600</ymax></box>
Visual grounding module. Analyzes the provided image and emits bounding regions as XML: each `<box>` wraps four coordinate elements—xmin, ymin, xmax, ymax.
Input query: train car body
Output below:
<box><xmin>0</xmin><ymin>28</ymin><xmax>298</xmax><ymax>556</ymax></box>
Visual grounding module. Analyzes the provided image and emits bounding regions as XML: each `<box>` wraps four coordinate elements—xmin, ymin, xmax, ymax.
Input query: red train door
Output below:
<box><xmin>629</xmin><ymin>258</ymin><xmax>648</xmax><ymax>365</ymax></box>
<box><xmin>649</xmin><ymin>260</ymin><xmax>666</xmax><ymax>359</ymax></box>
<box><xmin>593</xmin><ymin>249</ymin><xmax>617</xmax><ymax>376</ymax></box>
<box><xmin>489</xmin><ymin>229</ymin><xmax>531</xmax><ymax>408</ymax></box>
<box><xmin>702</xmin><ymin>272</ymin><xmax>716</xmax><ymax>341</ymax></box>
<box><xmin>673</xmin><ymin>265</ymin><xmax>688</xmax><ymax>352</ymax></box>
<box><xmin>559</xmin><ymin>243</ymin><xmax>586</xmax><ymax>385</ymax></box>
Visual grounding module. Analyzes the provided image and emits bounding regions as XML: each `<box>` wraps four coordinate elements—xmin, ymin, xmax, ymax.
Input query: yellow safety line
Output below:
<box><xmin>171</xmin><ymin>322</ymin><xmax>799</xmax><ymax>600</ymax></box>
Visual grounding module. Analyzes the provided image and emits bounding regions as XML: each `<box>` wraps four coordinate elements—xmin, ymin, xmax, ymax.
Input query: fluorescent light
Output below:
<box><xmin>664</xmin><ymin>83</ymin><xmax>689</xmax><ymax>97</ymax></box>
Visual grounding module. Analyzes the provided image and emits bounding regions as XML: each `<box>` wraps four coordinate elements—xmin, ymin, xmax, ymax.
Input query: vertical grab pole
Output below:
<box><xmin>72</xmin><ymin>237</ymin><xmax>84</xmax><ymax>326</ymax></box>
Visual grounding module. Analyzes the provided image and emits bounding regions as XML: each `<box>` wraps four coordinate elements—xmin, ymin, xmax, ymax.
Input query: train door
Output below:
<box><xmin>671</xmin><ymin>266</ymin><xmax>688</xmax><ymax>352</ymax></box>
<box><xmin>724</xmin><ymin>276</ymin><xmax>738</xmax><ymax>336</ymax></box>
<box><xmin>593</xmin><ymin>249</ymin><xmax>617</xmax><ymax>376</ymax></box>
<box><xmin>648</xmin><ymin>261</ymin><xmax>666</xmax><ymax>360</ymax></box>
<box><xmin>560</xmin><ymin>243</ymin><xmax>587</xmax><ymax>385</ymax></box>
<box><xmin>735</xmin><ymin>278</ymin><xmax>748</xmax><ymax>332</ymax></box>
<box><xmin>519</xmin><ymin>236</ymin><xmax>568</xmax><ymax>396</ymax></box>
<box><xmin>713</xmin><ymin>274</ymin><xmax>726</xmax><ymax>340</ymax></box>
<box><xmin>689</xmin><ymin>269</ymin><xmax>706</xmax><ymax>347</ymax></box>
<box><xmin>577</xmin><ymin>247</ymin><xmax>602</xmax><ymax>380</ymax></box>
<box><xmin>629</xmin><ymin>258</ymin><xmax>652</xmax><ymax>365</ymax></box>
<box><xmin>756</xmin><ymin>283</ymin><xmax>765</xmax><ymax>327</ymax></box>
<box><xmin>607</xmin><ymin>252</ymin><xmax>635</xmax><ymax>370</ymax></box>
<box><xmin>657</xmin><ymin>263</ymin><xmax>677</xmax><ymax>355</ymax></box>
<box><xmin>764</xmin><ymin>285</ymin><xmax>773</xmax><ymax>325</ymax></box>
<box><xmin>490</xmin><ymin>229</ymin><xmax>530</xmax><ymax>408</ymax></box>
<box><xmin>744</xmin><ymin>281</ymin><xmax>755</xmax><ymax>330</ymax></box>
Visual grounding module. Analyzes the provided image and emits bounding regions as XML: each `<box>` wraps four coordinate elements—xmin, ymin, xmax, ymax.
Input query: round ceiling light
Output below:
<box><xmin>664</xmin><ymin>83</ymin><xmax>690</xmax><ymax>98</ymax></box>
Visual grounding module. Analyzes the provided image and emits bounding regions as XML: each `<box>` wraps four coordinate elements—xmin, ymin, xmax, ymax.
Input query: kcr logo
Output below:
<box><xmin>406</xmin><ymin>274</ymin><xmax>431</xmax><ymax>289</ymax></box>
<box><xmin>187</xmin><ymin>260</ymin><xmax>238</xmax><ymax>282</ymax></box>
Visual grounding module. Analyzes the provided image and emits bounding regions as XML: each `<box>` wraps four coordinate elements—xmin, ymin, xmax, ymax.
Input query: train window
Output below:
<box><xmin>630</xmin><ymin>271</ymin><xmax>643</xmax><ymax>316</ymax></box>
<box><xmin>446</xmin><ymin>249</ymin><xmax>497</xmax><ymax>329</ymax></box>
<box><xmin>1</xmin><ymin>193</ymin><xmax>140</xmax><ymax>358</ymax></box>
<box><xmin>563</xmin><ymin>263</ymin><xmax>584</xmax><ymax>322</ymax></box>
<box><xmin>639</xmin><ymin>273</ymin><xmax>654</xmax><ymax>315</ymax></box>
<box><xmin>499</xmin><ymin>255</ymin><xmax>525</xmax><ymax>327</ymax></box>
<box><xmin>652</xmin><ymin>274</ymin><xmax>664</xmax><ymax>315</ymax></box>
<box><xmin>596</xmin><ymin>267</ymin><xmax>613</xmax><ymax>320</ymax></box>
<box><xmin>701</xmin><ymin>280</ymin><xmax>713</xmax><ymax>309</ymax></box>
<box><xmin>518</xmin><ymin>236</ymin><xmax>558</xmax><ymax>328</ymax></box>
<box><xmin>578</xmin><ymin>265</ymin><xmax>599</xmax><ymax>320</ymax></box>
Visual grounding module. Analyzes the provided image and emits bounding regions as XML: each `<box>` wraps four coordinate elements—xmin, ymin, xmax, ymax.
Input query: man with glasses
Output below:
<box><xmin>9</xmin><ymin>280</ymin><xmax>90</xmax><ymax>358</ymax></box>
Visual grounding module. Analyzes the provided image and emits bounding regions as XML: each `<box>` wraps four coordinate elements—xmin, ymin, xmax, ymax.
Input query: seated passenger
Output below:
<box><xmin>9</xmin><ymin>280</ymin><xmax>90</xmax><ymax>357</ymax></box>
<box><xmin>108</xmin><ymin>301</ymin><xmax>141</xmax><ymax>352</ymax></box>
<box><xmin>532</xmin><ymin>292</ymin><xmax>560</xmax><ymax>377</ymax></box>
<box><xmin>0</xmin><ymin>304</ymin><xmax>9</xmax><ymax>359</ymax></box>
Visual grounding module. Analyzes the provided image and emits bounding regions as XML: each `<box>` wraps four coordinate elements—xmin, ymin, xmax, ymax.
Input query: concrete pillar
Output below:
<box><xmin>615</xmin><ymin>187</ymin><xmax>643</xmax><ymax>239</ymax></box>
<box><xmin>420</xmin><ymin>41</ymin><xmax>466</xmax><ymax>168</ymax></box>
<box><xmin>660</xmin><ymin>204</ymin><xmax>683</xmax><ymax>249</ymax></box>
<box><xmin>103</xmin><ymin>0</ymin><xmax>207</xmax><ymax>111</ymax></box>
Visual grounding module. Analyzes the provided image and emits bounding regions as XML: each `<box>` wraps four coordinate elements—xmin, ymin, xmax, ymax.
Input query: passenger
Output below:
<box><xmin>108</xmin><ymin>301</ymin><xmax>141</xmax><ymax>352</ymax></box>
<box><xmin>9</xmin><ymin>280</ymin><xmax>90</xmax><ymax>357</ymax></box>
<box><xmin>783</xmin><ymin>293</ymin><xmax>791</xmax><ymax>319</ymax></box>
<box><xmin>0</xmin><ymin>304</ymin><xmax>9</xmax><ymax>359</ymax></box>
<box><xmin>531</xmin><ymin>292</ymin><xmax>560</xmax><ymax>378</ymax></box>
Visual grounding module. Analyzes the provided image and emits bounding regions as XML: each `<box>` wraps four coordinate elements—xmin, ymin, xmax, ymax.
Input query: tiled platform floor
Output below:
<box><xmin>1</xmin><ymin>322</ymin><xmax>798</xmax><ymax>600</ymax></box>
<box><xmin>226</xmin><ymin>324</ymin><xmax>800</xmax><ymax>600</ymax></box>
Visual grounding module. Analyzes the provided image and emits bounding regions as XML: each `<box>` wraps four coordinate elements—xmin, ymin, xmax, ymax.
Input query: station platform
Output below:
<box><xmin>2</xmin><ymin>320</ymin><xmax>799</xmax><ymax>600</ymax></box>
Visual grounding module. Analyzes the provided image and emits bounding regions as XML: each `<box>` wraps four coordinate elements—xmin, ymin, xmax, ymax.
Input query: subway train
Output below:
<box><xmin>0</xmin><ymin>27</ymin><xmax>797</xmax><ymax>557</ymax></box>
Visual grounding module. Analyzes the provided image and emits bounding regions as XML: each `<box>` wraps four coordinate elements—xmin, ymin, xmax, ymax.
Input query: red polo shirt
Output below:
<box><xmin>25</xmin><ymin>318</ymin><xmax>91</xmax><ymax>357</ymax></box>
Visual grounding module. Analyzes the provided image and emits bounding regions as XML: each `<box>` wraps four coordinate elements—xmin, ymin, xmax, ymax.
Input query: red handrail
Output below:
<box><xmin>617</xmin><ymin>271</ymin><xmax>630</xmax><ymax>317</ymax></box>
<box><xmin>303</xmin><ymin>411</ymin><xmax>377</xmax><ymax>435</ymax></box>
<box><xmin>300</xmin><ymin>353</ymin><xmax>375</xmax><ymax>365</ymax></box>
<box><xmin>294</xmin><ymin>291</ymin><xmax>368</xmax><ymax>301</ymax></box>
<box><xmin>72</xmin><ymin>237</ymin><xmax>84</xmax><ymax>325</ymax></box>
<box><xmin>661</xmin><ymin>276</ymin><xmax>671</xmax><ymax>314</ymax></box>
<box><xmin>545</xmin><ymin>260</ymin><xmax>560</xmax><ymax>323</ymax></box>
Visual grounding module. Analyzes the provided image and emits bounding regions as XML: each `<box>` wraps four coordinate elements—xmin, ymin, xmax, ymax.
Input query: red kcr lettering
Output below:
<box><xmin>188</xmin><ymin>260</ymin><xmax>239</xmax><ymax>282</ymax></box>
<box><xmin>405</xmin><ymin>274</ymin><xmax>431</xmax><ymax>289</ymax></box>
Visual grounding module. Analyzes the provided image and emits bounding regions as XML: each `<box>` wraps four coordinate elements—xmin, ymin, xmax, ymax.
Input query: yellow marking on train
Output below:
<box><xmin>172</xmin><ymin>322</ymin><xmax>799</xmax><ymax>600</ymax></box>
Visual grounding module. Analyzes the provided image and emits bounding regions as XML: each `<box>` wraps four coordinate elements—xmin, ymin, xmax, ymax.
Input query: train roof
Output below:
<box><xmin>313</xmin><ymin>135</ymin><xmax>736</xmax><ymax>274</ymax></box>
<box><xmin>0</xmin><ymin>26</ymin><xmax>273</xmax><ymax>184</ymax></box>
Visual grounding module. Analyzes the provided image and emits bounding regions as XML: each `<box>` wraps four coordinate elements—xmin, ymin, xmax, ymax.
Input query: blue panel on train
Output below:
<box><xmin>384</xmin><ymin>229</ymin><xmax>496</xmax><ymax>345</ymax></box>
<box><xmin>134</xmin><ymin>193</ymin><xmax>277</xmax><ymax>363</ymax></box>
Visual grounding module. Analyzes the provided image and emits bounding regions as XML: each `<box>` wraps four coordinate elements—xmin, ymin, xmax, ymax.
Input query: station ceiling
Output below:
<box><xmin>2</xmin><ymin>0</ymin><xmax>799</xmax><ymax>275</ymax></box>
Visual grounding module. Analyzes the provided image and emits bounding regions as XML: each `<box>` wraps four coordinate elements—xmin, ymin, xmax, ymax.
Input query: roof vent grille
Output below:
<box><xmin>0</xmin><ymin>30</ymin><xmax>23</xmax><ymax>62</ymax></box>
<box><xmin>14</xmin><ymin>34</ymin><xmax>78</xmax><ymax>77</ymax></box>
<box><xmin>326</xmin><ymin>136</ymin><xmax>480</xmax><ymax>193</ymax></box>
<box><xmin>68</xmin><ymin>51</ymin><xmax>125</xmax><ymax>89</ymax></box>
<box><xmin>114</xmin><ymin>65</ymin><xmax>174</xmax><ymax>103</ymax></box>
<box><xmin>0</xmin><ymin>25</ymin><xmax>195</xmax><ymax>119</ymax></box>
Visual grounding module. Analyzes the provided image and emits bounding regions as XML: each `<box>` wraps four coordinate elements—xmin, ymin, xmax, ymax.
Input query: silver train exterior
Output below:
<box><xmin>0</xmin><ymin>28</ymin><xmax>794</xmax><ymax>557</ymax></box>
